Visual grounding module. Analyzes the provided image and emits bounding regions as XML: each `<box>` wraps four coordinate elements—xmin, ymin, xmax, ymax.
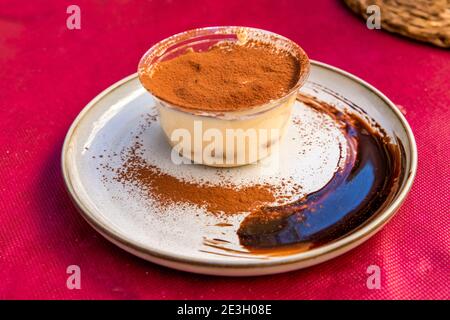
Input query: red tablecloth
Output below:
<box><xmin>0</xmin><ymin>0</ymin><xmax>449</xmax><ymax>300</ymax></box>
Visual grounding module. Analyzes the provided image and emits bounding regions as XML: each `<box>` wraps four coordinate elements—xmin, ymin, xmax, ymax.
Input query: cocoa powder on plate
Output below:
<box><xmin>114</xmin><ymin>151</ymin><xmax>276</xmax><ymax>215</ymax></box>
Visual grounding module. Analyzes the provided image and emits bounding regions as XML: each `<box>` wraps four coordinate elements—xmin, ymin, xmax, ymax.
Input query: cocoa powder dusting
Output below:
<box><xmin>113</xmin><ymin>144</ymin><xmax>276</xmax><ymax>215</ymax></box>
<box><xmin>140</xmin><ymin>41</ymin><xmax>300</xmax><ymax>111</ymax></box>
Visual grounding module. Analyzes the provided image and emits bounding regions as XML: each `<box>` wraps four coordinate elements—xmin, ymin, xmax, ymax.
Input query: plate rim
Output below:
<box><xmin>61</xmin><ymin>60</ymin><xmax>418</xmax><ymax>273</ymax></box>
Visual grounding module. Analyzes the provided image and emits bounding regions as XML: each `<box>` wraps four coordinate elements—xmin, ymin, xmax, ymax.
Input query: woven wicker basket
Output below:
<box><xmin>344</xmin><ymin>0</ymin><xmax>450</xmax><ymax>48</ymax></box>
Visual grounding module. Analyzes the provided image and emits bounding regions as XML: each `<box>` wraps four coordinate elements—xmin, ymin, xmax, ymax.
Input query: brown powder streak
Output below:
<box><xmin>115</xmin><ymin>152</ymin><xmax>275</xmax><ymax>215</ymax></box>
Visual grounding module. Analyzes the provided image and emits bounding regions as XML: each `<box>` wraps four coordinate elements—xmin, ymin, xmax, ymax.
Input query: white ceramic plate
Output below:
<box><xmin>62</xmin><ymin>61</ymin><xmax>417</xmax><ymax>276</ymax></box>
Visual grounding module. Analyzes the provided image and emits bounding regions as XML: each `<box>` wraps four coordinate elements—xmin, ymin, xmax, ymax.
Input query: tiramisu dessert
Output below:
<box><xmin>93</xmin><ymin>27</ymin><xmax>403</xmax><ymax>255</ymax></box>
<box><xmin>138</xmin><ymin>28</ymin><xmax>310</xmax><ymax>166</ymax></box>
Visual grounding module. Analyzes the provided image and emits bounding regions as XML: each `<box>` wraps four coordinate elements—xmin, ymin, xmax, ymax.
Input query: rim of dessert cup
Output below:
<box><xmin>137</xmin><ymin>26</ymin><xmax>311</xmax><ymax>118</ymax></box>
<box><xmin>62</xmin><ymin>61</ymin><xmax>417</xmax><ymax>273</ymax></box>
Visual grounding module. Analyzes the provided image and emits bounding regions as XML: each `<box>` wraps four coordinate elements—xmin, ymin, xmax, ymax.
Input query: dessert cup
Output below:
<box><xmin>138</xmin><ymin>26</ymin><xmax>310</xmax><ymax>167</ymax></box>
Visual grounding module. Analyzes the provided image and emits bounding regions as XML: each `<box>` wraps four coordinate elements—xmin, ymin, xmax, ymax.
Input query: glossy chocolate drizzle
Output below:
<box><xmin>237</xmin><ymin>93</ymin><xmax>403</xmax><ymax>251</ymax></box>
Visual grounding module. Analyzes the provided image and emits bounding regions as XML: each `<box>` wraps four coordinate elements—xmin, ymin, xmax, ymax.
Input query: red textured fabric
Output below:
<box><xmin>0</xmin><ymin>0</ymin><xmax>449</xmax><ymax>300</ymax></box>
